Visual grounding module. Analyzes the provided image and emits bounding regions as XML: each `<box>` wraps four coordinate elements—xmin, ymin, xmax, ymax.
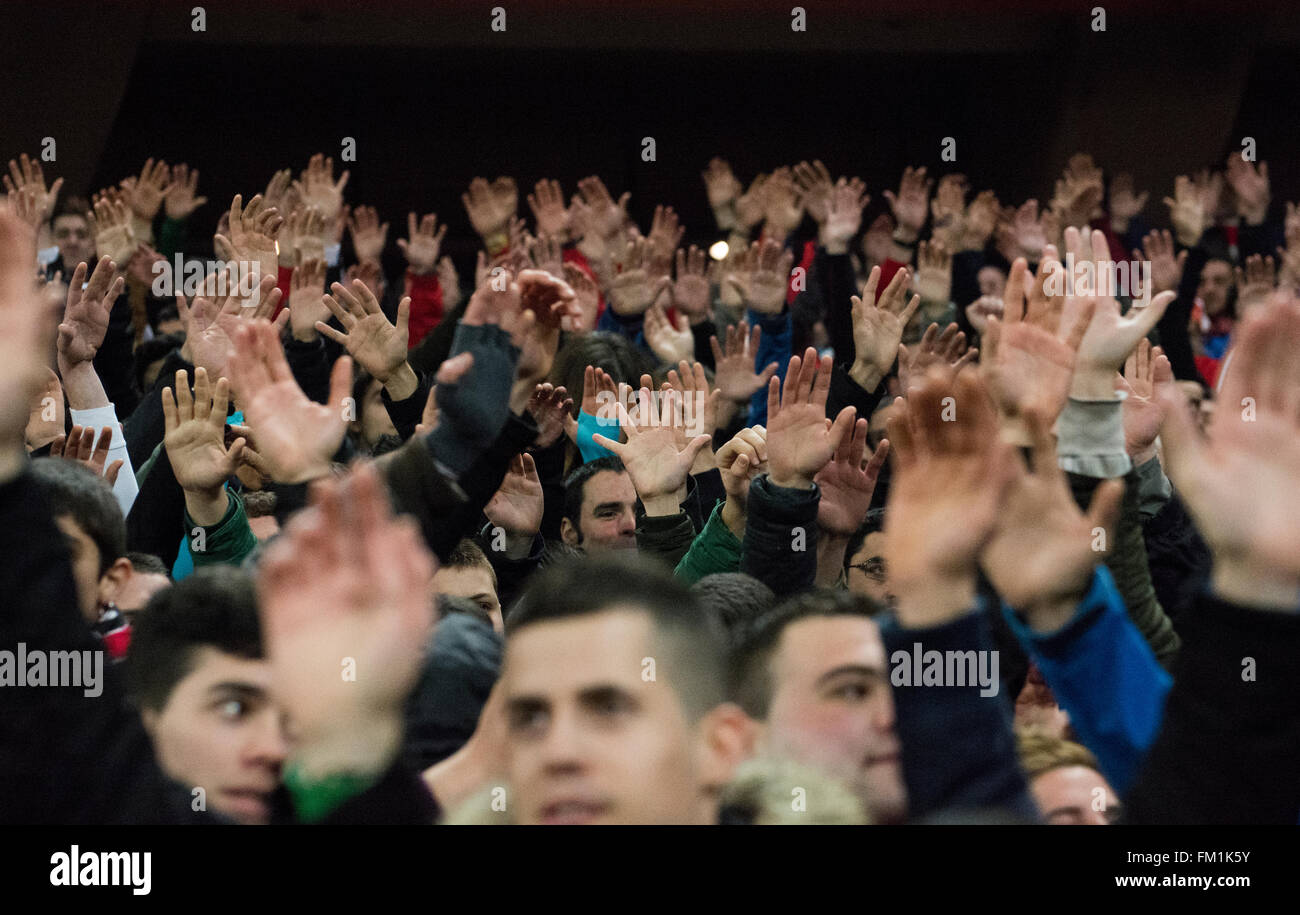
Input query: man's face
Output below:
<box><xmin>52</xmin><ymin>213</ymin><xmax>94</xmax><ymax>266</ymax></box>
<box><xmin>355</xmin><ymin>378</ymin><xmax>398</xmax><ymax>449</ymax></box>
<box><xmin>846</xmin><ymin>532</ymin><xmax>893</xmax><ymax>609</ymax></box>
<box><xmin>562</xmin><ymin>470</ymin><xmax>637</xmax><ymax>552</ymax></box>
<box><xmin>1198</xmin><ymin>260</ymin><xmax>1233</xmax><ymax>316</ymax></box>
<box><xmin>977</xmin><ymin>266</ymin><xmax>1007</xmax><ymax>298</ymax></box>
<box><xmin>761</xmin><ymin>616</ymin><xmax>907</xmax><ymax>823</ymax></box>
<box><xmin>1030</xmin><ymin>765</ymin><xmax>1119</xmax><ymax>825</ymax></box>
<box><xmin>142</xmin><ymin>647</ymin><xmax>289</xmax><ymax>825</ymax></box>
<box><xmin>431</xmin><ymin>563</ymin><xmax>503</xmax><ymax>633</ymax></box>
<box><xmin>503</xmin><ymin>608</ymin><xmax>714</xmax><ymax>824</ymax></box>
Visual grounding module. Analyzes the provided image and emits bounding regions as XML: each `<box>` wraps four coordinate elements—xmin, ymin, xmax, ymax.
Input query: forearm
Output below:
<box><xmin>816</xmin><ymin>532</ymin><xmax>849</xmax><ymax>588</ymax></box>
<box><xmin>70</xmin><ymin>402</ymin><xmax>139</xmax><ymax>515</ymax></box>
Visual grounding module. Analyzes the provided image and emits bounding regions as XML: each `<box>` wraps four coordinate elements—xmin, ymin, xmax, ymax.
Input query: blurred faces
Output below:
<box><xmin>52</xmin><ymin>515</ymin><xmax>131</xmax><ymax>624</ymax></box>
<box><xmin>561</xmin><ymin>470</ymin><xmax>637</xmax><ymax>552</ymax></box>
<box><xmin>354</xmin><ymin>378</ymin><xmax>398</xmax><ymax>450</ymax></box>
<box><xmin>141</xmin><ymin>648</ymin><xmax>289</xmax><ymax>824</ymax></box>
<box><xmin>1197</xmin><ymin>259</ymin><xmax>1233</xmax><ymax>316</ymax></box>
<box><xmin>1030</xmin><ymin>765</ymin><xmax>1119</xmax><ymax>825</ymax></box>
<box><xmin>759</xmin><ymin>616</ymin><xmax>907</xmax><ymax>823</ymax></box>
<box><xmin>503</xmin><ymin>608</ymin><xmax>740</xmax><ymax>824</ymax></box>
<box><xmin>52</xmin><ymin>213</ymin><xmax>94</xmax><ymax>267</ymax></box>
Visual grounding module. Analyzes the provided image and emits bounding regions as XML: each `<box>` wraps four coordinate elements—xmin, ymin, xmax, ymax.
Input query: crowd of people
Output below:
<box><xmin>2</xmin><ymin>142</ymin><xmax>1298</xmax><ymax>825</ymax></box>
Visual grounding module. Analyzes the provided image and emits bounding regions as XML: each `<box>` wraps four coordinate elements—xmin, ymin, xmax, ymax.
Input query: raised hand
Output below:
<box><xmin>319</xmin><ymin>279</ymin><xmax>411</xmax><ymax>385</ymax></box>
<box><xmin>1117</xmin><ymin>337</ymin><xmax>1173</xmax><ymax>464</ymax></box>
<box><xmin>1233</xmin><ymin>253</ymin><xmax>1277</xmax><ymax>318</ymax></box>
<box><xmin>882</xmin><ymin>166</ymin><xmax>931</xmax><ymax>242</ymax></box>
<box><xmin>345</xmin><ymin>205</ymin><xmax>389</xmax><ymax>264</ymax></box>
<box><xmin>762</xmin><ymin>167</ymin><xmax>804</xmax><ymax>240</ymax></box>
<box><xmin>734</xmin><ymin>173</ymin><xmax>768</xmax><ymax>234</ymax></box>
<box><xmin>849</xmin><ymin>264</ymin><xmax>922</xmax><ymax>391</ymax></box>
<box><xmin>292</xmin><ymin>153</ymin><xmax>349</xmax><ymax>224</ymax></box>
<box><xmin>226</xmin><ymin>319</ymin><xmax>352</xmax><ymax>483</ymax></box>
<box><xmin>1108</xmin><ymin>173</ymin><xmax>1148</xmax><ymax>232</ymax></box>
<box><xmin>702</xmin><ymin>157</ymin><xmax>742</xmax><ymax>221</ymax></box>
<box><xmin>257</xmin><ymin>461</ymin><xmax>435</xmax><ymax>779</ymax></box>
<box><xmin>929</xmin><ymin>173</ymin><xmax>969</xmax><ymax>250</ymax></box>
<box><xmin>814</xmin><ymin>418</ymin><xmax>888</xmax><ymax>536</ymax></box>
<box><xmin>1051</xmin><ymin>153</ymin><xmax>1104</xmax><ymax>229</ymax></box>
<box><xmin>561</xmin><ymin>262</ymin><xmax>600</xmax><ymax>332</ymax></box>
<box><xmin>819</xmin><ymin>177</ymin><xmax>868</xmax><ymax>254</ymax></box>
<box><xmin>1225</xmin><ymin>154</ymin><xmax>1270</xmax><ymax>226</ymax></box>
<box><xmin>1163</xmin><ymin>173</ymin><xmax>1209</xmax><ymax>248</ymax></box>
<box><xmin>88</xmin><ymin>193</ymin><xmax>136</xmax><ymax>267</ymax></box>
<box><xmin>960</xmin><ymin>189</ymin><xmax>1000</xmax><ymax>252</ymax></box>
<box><xmin>883</xmin><ymin>368</ymin><xmax>1015</xmax><ymax>625</ymax></box>
<box><xmin>180</xmin><ymin>268</ymin><xmax>287</xmax><ymax>379</ymax></box>
<box><xmin>485</xmin><ymin>452</ymin><xmax>544</xmax><ymax>538</ymax></box>
<box><xmin>4</xmin><ymin>153</ymin><xmax>63</xmax><ymax>226</ymax></box>
<box><xmin>609</xmin><ymin>236</ymin><xmax>670</xmax><ymax>316</ymax></box>
<box><xmin>1009</xmin><ymin>199</ymin><xmax>1054</xmax><ymax>261</ymax></box>
<box><xmin>980</xmin><ymin>412</ymin><xmax>1124</xmax><ymax>623</ymax></box>
<box><xmin>592</xmin><ymin>386</ymin><xmax>711</xmax><ymax>515</ymax></box>
<box><xmin>463</xmin><ymin>176</ymin><xmax>517</xmax><ymax>241</ymax></box>
<box><xmin>709</xmin><ymin>321</ymin><xmax>778</xmax><ymax>407</ymax></box>
<box><xmin>49</xmin><ymin>425</ymin><xmax>125</xmax><ymax>487</ymax></box>
<box><xmin>397</xmin><ymin>211</ymin><xmax>445</xmax><ymax>275</ymax></box>
<box><xmin>766</xmin><ymin>346</ymin><xmax>857</xmax><ymax>490</ymax></box>
<box><xmin>897</xmin><ymin>322</ymin><xmax>977</xmax><ymax>394</ymax></box>
<box><xmin>57</xmin><ymin>256</ymin><xmax>124</xmax><ymax>370</ymax></box>
<box><xmin>576</xmin><ymin>175</ymin><xmax>630</xmax><ymax>240</ymax></box>
<box><xmin>643</xmin><ymin>303</ymin><xmax>693</xmax><ymax>365</ymax></box>
<box><xmin>527</xmin><ymin>178</ymin><xmax>571</xmax><ymax>241</ymax></box>
<box><xmin>120</xmin><ymin>158</ymin><xmax>170</xmax><ymax>225</ymax></box>
<box><xmin>724</xmin><ymin>237</ymin><xmax>794</xmax><ymax>315</ymax></box>
<box><xmin>1064</xmin><ymin>227</ymin><xmax>1174</xmax><ymax>400</ymax></box>
<box><xmin>284</xmin><ymin>257</ymin><xmax>329</xmax><ymax>342</ymax></box>
<box><xmin>1140</xmin><ymin>229</ymin><xmax>1187</xmax><ymax>295</ymax></box>
<box><xmin>716</xmin><ymin>424</ymin><xmax>767</xmax><ymax>537</ymax></box>
<box><xmin>913</xmin><ymin>239</ymin><xmax>953</xmax><ymax>307</ymax></box>
<box><xmin>670</xmin><ymin>244</ymin><xmax>712</xmax><ymax>322</ymax></box>
<box><xmin>526</xmin><ymin>382</ymin><xmax>572</xmax><ymax>449</ymax></box>
<box><xmin>792</xmin><ymin>159</ymin><xmax>834</xmax><ymax>224</ymax></box>
<box><xmin>163</xmin><ymin>163</ymin><xmax>207</xmax><ymax>221</ymax></box>
<box><xmin>262</xmin><ymin>168</ymin><xmax>296</xmax><ymax>215</ymax></box>
<box><xmin>214</xmin><ymin>194</ymin><xmax>282</xmax><ymax>290</ymax></box>
<box><xmin>0</xmin><ymin>211</ymin><xmax>48</xmax><ymax>470</ymax></box>
<box><xmin>162</xmin><ymin>367</ymin><xmax>243</xmax><ymax>501</ymax></box>
<box><xmin>1156</xmin><ymin>299</ymin><xmax>1300</xmax><ymax>607</ymax></box>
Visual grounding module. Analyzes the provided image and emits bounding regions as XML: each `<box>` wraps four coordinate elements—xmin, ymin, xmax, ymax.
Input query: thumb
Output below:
<box><xmin>326</xmin><ymin>356</ymin><xmax>354</xmax><ymax>416</ymax></box>
<box><xmin>684</xmin><ymin>434</ymin><xmax>711</xmax><ymax>464</ymax></box>
<box><xmin>436</xmin><ymin>352</ymin><xmax>474</xmax><ymax>385</ymax></box>
<box><xmin>396</xmin><ymin>295</ymin><xmax>412</xmax><ymax>339</ymax></box>
<box><xmin>1085</xmin><ymin>478</ymin><xmax>1125</xmax><ymax>553</ymax></box>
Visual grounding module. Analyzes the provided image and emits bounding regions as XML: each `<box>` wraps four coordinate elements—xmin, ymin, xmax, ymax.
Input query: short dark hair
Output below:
<box><xmin>126</xmin><ymin>552</ymin><xmax>169</xmax><ymax>576</ymax></box>
<box><xmin>549</xmin><ymin>331</ymin><xmax>655</xmax><ymax>409</ymax></box>
<box><xmin>125</xmin><ymin>566</ymin><xmax>262</xmax><ymax>712</ymax></box>
<box><xmin>506</xmin><ymin>553</ymin><xmax>727</xmax><ymax>719</ymax></box>
<box><xmin>690</xmin><ymin>573</ymin><xmax>776</xmax><ymax>642</ymax></box>
<box><xmin>843</xmin><ymin>508</ymin><xmax>887</xmax><ymax>576</ymax></box>
<box><xmin>51</xmin><ymin>195</ymin><xmax>90</xmax><ymax>224</ymax></box>
<box><xmin>445</xmin><ymin>538</ymin><xmax>497</xmax><ymax>592</ymax></box>
<box><xmin>562</xmin><ymin>454</ymin><xmax>626</xmax><ymax>531</ymax></box>
<box><xmin>31</xmin><ymin>458</ymin><xmax>126</xmax><ymax>576</ymax></box>
<box><xmin>133</xmin><ymin>333</ymin><xmax>185</xmax><ymax>391</ymax></box>
<box><xmin>728</xmin><ymin>589</ymin><xmax>883</xmax><ymax>719</ymax></box>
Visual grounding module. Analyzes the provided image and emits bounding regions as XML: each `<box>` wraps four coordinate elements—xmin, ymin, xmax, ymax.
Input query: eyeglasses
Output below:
<box><xmin>849</xmin><ymin>557</ymin><xmax>887</xmax><ymax>583</ymax></box>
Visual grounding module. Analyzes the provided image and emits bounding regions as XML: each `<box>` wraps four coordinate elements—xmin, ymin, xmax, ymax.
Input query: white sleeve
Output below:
<box><xmin>69</xmin><ymin>404</ymin><xmax>139</xmax><ymax>516</ymax></box>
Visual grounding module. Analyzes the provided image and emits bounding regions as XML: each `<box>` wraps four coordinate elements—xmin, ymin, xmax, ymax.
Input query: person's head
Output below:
<box><xmin>51</xmin><ymin>195</ymin><xmax>94</xmax><ymax>267</ymax></box>
<box><xmin>350</xmin><ymin>370</ymin><xmax>398</xmax><ymax>452</ymax></box>
<box><xmin>133</xmin><ymin>333</ymin><xmax>185</xmax><ymax>392</ymax></box>
<box><xmin>844</xmin><ymin>509</ymin><xmax>892</xmax><ymax>608</ymax></box>
<box><xmin>32</xmin><ymin>458</ymin><xmax>130</xmax><ymax>623</ymax></box>
<box><xmin>690</xmin><ymin>573</ymin><xmax>776</xmax><ymax>642</ymax></box>
<box><xmin>1197</xmin><ymin>257</ymin><xmax>1234</xmax><ymax>317</ymax></box>
<box><xmin>502</xmin><ymin>554</ymin><xmax>752</xmax><ymax>824</ymax></box>
<box><xmin>560</xmin><ymin>455</ymin><xmax>637</xmax><ymax>553</ymax></box>
<box><xmin>126</xmin><ymin>567</ymin><xmax>289</xmax><ymax>824</ymax></box>
<box><xmin>431</xmin><ymin>539</ymin><xmax>503</xmax><ymax>633</ymax></box>
<box><xmin>977</xmin><ymin>264</ymin><xmax>1007</xmax><ymax>298</ymax></box>
<box><xmin>115</xmin><ymin>552</ymin><xmax>172</xmax><ymax>620</ymax></box>
<box><xmin>549</xmin><ymin>330</ymin><xmax>655</xmax><ymax>404</ymax></box>
<box><xmin>1017</xmin><ymin>729</ymin><xmax>1118</xmax><ymax>824</ymax></box>
<box><xmin>729</xmin><ymin>589</ymin><xmax>906</xmax><ymax>823</ymax></box>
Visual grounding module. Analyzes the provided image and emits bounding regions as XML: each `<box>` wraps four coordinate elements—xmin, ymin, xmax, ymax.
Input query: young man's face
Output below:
<box><xmin>503</xmin><ymin>608</ymin><xmax>721</xmax><ymax>824</ymax></box>
<box><xmin>760</xmin><ymin>616</ymin><xmax>907</xmax><ymax>823</ymax></box>
<box><xmin>53</xmin><ymin>515</ymin><xmax>129</xmax><ymax>624</ymax></box>
<box><xmin>1030</xmin><ymin>765</ymin><xmax>1118</xmax><ymax>825</ymax></box>
<box><xmin>142</xmin><ymin>647</ymin><xmax>289</xmax><ymax>825</ymax></box>
<box><xmin>561</xmin><ymin>470</ymin><xmax>637</xmax><ymax>553</ymax></box>
<box><xmin>431</xmin><ymin>563</ymin><xmax>503</xmax><ymax>633</ymax></box>
<box><xmin>354</xmin><ymin>378</ymin><xmax>398</xmax><ymax>449</ymax></box>
<box><xmin>52</xmin><ymin>213</ymin><xmax>94</xmax><ymax>266</ymax></box>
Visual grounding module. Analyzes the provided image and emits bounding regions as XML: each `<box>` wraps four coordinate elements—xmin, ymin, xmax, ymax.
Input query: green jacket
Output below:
<box><xmin>674</xmin><ymin>502</ymin><xmax>742</xmax><ymax>585</ymax></box>
<box><xmin>185</xmin><ymin>489</ymin><xmax>258</xmax><ymax>569</ymax></box>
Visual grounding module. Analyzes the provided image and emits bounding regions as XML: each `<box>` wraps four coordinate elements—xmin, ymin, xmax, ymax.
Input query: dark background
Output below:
<box><xmin>7</xmin><ymin>0</ymin><xmax>1300</xmax><ymax>270</ymax></box>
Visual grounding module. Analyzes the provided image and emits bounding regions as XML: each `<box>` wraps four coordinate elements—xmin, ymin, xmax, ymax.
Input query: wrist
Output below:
<box><xmin>292</xmin><ymin>714</ymin><xmax>403</xmax><ymax>782</ymax></box>
<box><xmin>1069</xmin><ymin>368</ymin><xmax>1122</xmax><ymax>401</ymax></box>
<box><xmin>641</xmin><ymin>489</ymin><xmax>684</xmax><ymax>517</ymax></box>
<box><xmin>184</xmin><ymin>486</ymin><xmax>230</xmax><ymax>527</ymax></box>
<box><xmin>849</xmin><ymin>361</ymin><xmax>884</xmax><ymax>393</ymax></box>
<box><xmin>1210</xmin><ymin>559</ymin><xmax>1300</xmax><ymax>611</ymax></box>
<box><xmin>892</xmin><ymin>572</ymin><xmax>978</xmax><ymax>628</ymax></box>
<box><xmin>406</xmin><ymin>261</ymin><xmax>436</xmax><ymax>277</ymax></box>
<box><xmin>720</xmin><ymin>497</ymin><xmax>746</xmax><ymax>539</ymax></box>
<box><xmin>892</xmin><ymin>225</ymin><xmax>919</xmax><ymax>245</ymax></box>
<box><xmin>483</xmin><ymin>231</ymin><xmax>509</xmax><ymax>257</ymax></box>
<box><xmin>383</xmin><ymin>362</ymin><xmax>418</xmax><ymax>401</ymax></box>
<box><xmin>769</xmin><ymin>470</ymin><xmax>814</xmax><ymax>491</ymax></box>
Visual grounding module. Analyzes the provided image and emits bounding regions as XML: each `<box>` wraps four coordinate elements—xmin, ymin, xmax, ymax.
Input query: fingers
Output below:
<box><xmin>105</xmin><ymin>459</ymin><xmax>124</xmax><ymax>487</ymax></box>
<box><xmin>1086</xmin><ymin>479</ymin><xmax>1125</xmax><ymax>547</ymax></box>
<box><xmin>326</xmin><ymin>355</ymin><xmax>354</xmax><ymax>416</ymax></box>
